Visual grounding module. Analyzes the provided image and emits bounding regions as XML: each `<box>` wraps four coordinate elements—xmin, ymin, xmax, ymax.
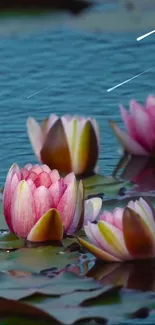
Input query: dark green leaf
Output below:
<box><xmin>0</xmin><ymin>203</ymin><xmax>8</xmax><ymax>230</ymax></box>
<box><xmin>83</xmin><ymin>174</ymin><xmax>133</xmax><ymax>199</ymax></box>
<box><xmin>0</xmin><ymin>246</ymin><xmax>79</xmax><ymax>273</ymax></box>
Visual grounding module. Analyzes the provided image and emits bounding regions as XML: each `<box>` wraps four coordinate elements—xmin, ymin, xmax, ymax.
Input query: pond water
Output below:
<box><xmin>1</xmin><ymin>4</ymin><xmax>155</xmax><ymax>324</ymax></box>
<box><xmin>1</xmin><ymin>8</ymin><xmax>155</xmax><ymax>186</ymax></box>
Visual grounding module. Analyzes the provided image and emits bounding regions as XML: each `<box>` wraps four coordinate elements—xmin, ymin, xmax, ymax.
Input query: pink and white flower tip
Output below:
<box><xmin>109</xmin><ymin>95</ymin><xmax>155</xmax><ymax>156</ymax></box>
<box><xmin>78</xmin><ymin>197</ymin><xmax>155</xmax><ymax>262</ymax></box>
<box><xmin>27</xmin><ymin>114</ymin><xmax>99</xmax><ymax>176</ymax></box>
<box><xmin>3</xmin><ymin>163</ymin><xmax>102</xmax><ymax>242</ymax></box>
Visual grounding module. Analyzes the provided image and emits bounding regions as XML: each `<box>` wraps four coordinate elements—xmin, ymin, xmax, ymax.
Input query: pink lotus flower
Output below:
<box><xmin>110</xmin><ymin>95</ymin><xmax>155</xmax><ymax>156</ymax></box>
<box><xmin>27</xmin><ymin>114</ymin><xmax>99</xmax><ymax>176</ymax></box>
<box><xmin>3</xmin><ymin>163</ymin><xmax>102</xmax><ymax>242</ymax></box>
<box><xmin>78</xmin><ymin>197</ymin><xmax>155</xmax><ymax>261</ymax></box>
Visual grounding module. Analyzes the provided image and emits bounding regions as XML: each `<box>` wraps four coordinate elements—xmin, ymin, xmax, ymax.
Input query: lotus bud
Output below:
<box><xmin>27</xmin><ymin>114</ymin><xmax>99</xmax><ymax>176</ymax></box>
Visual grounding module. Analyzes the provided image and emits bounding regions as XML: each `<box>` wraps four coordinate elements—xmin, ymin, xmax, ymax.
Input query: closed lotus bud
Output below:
<box><xmin>3</xmin><ymin>163</ymin><xmax>102</xmax><ymax>242</ymax></box>
<box><xmin>78</xmin><ymin>197</ymin><xmax>155</xmax><ymax>261</ymax></box>
<box><xmin>27</xmin><ymin>114</ymin><xmax>99</xmax><ymax>176</ymax></box>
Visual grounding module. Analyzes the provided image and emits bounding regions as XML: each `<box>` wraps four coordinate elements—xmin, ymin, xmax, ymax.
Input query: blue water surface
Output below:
<box><xmin>0</xmin><ymin>18</ymin><xmax>155</xmax><ymax>186</ymax></box>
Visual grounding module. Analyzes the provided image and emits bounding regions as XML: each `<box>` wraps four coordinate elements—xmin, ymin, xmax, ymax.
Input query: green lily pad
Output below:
<box><xmin>0</xmin><ymin>202</ymin><xmax>8</xmax><ymax>230</ymax></box>
<box><xmin>0</xmin><ymin>272</ymin><xmax>155</xmax><ymax>324</ymax></box>
<box><xmin>0</xmin><ymin>246</ymin><xmax>80</xmax><ymax>273</ymax></box>
<box><xmin>83</xmin><ymin>174</ymin><xmax>133</xmax><ymax>199</ymax></box>
<box><xmin>2</xmin><ymin>287</ymin><xmax>154</xmax><ymax>325</ymax></box>
<box><xmin>0</xmin><ymin>271</ymin><xmax>103</xmax><ymax>300</ymax></box>
<box><xmin>0</xmin><ymin>228</ymin><xmax>25</xmax><ymax>250</ymax></box>
<box><xmin>21</xmin><ymin>287</ymin><xmax>155</xmax><ymax>324</ymax></box>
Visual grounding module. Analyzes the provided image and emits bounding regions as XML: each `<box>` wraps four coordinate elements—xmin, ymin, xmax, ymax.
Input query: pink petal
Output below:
<box><xmin>146</xmin><ymin>95</ymin><xmax>155</xmax><ymax>122</ymax></box>
<box><xmin>33</xmin><ymin>186</ymin><xmax>51</xmax><ymax>222</ymax></box>
<box><xmin>24</xmin><ymin>163</ymin><xmax>33</xmax><ymax>171</ymax></box>
<box><xmin>84</xmin><ymin>197</ymin><xmax>102</xmax><ymax>224</ymax></box>
<box><xmin>34</xmin><ymin>171</ymin><xmax>52</xmax><ymax>188</ymax></box>
<box><xmin>129</xmin><ymin>99</ymin><xmax>144</xmax><ymax>115</ymax></box>
<box><xmin>49</xmin><ymin>170</ymin><xmax>60</xmax><ymax>183</ymax></box>
<box><xmin>110</xmin><ymin>121</ymin><xmax>148</xmax><ymax>155</ymax></box>
<box><xmin>67</xmin><ymin>180</ymin><xmax>84</xmax><ymax>234</ymax></box>
<box><xmin>49</xmin><ymin>179</ymin><xmax>67</xmax><ymax>208</ymax></box>
<box><xmin>100</xmin><ymin>211</ymin><xmax>114</xmax><ymax>224</ymax></box>
<box><xmin>84</xmin><ymin>222</ymin><xmax>100</xmax><ymax>247</ymax></box>
<box><xmin>113</xmin><ymin>208</ymin><xmax>124</xmax><ymax>230</ymax></box>
<box><xmin>11</xmin><ymin>180</ymin><xmax>36</xmax><ymax>238</ymax></box>
<box><xmin>29</xmin><ymin>165</ymin><xmax>43</xmax><ymax>175</ymax></box>
<box><xmin>146</xmin><ymin>95</ymin><xmax>155</xmax><ymax>109</ymax></box>
<box><xmin>57</xmin><ymin>181</ymin><xmax>77</xmax><ymax>232</ymax></box>
<box><xmin>64</xmin><ymin>172</ymin><xmax>76</xmax><ymax>185</ymax></box>
<box><xmin>129</xmin><ymin>103</ymin><xmax>153</xmax><ymax>151</ymax></box>
<box><xmin>3</xmin><ymin>173</ymin><xmax>19</xmax><ymax>232</ymax></box>
<box><xmin>21</xmin><ymin>168</ymin><xmax>29</xmax><ymax>180</ymax></box>
<box><xmin>41</xmin><ymin>165</ymin><xmax>51</xmax><ymax>173</ymax></box>
<box><xmin>3</xmin><ymin>164</ymin><xmax>20</xmax><ymax>232</ymax></box>
<box><xmin>120</xmin><ymin>105</ymin><xmax>139</xmax><ymax>141</ymax></box>
<box><xmin>26</xmin><ymin>171</ymin><xmax>38</xmax><ymax>182</ymax></box>
<box><xmin>27</xmin><ymin>118</ymin><xmax>44</xmax><ymax>160</ymax></box>
<box><xmin>26</xmin><ymin>179</ymin><xmax>36</xmax><ymax>194</ymax></box>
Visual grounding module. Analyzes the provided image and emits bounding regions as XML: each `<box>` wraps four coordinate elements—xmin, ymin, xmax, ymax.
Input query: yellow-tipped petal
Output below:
<box><xmin>98</xmin><ymin>220</ymin><xmax>128</xmax><ymax>259</ymax></box>
<box><xmin>77</xmin><ymin>237</ymin><xmax>121</xmax><ymax>262</ymax></box>
<box><xmin>27</xmin><ymin>208</ymin><xmax>63</xmax><ymax>242</ymax></box>
<box><xmin>123</xmin><ymin>207</ymin><xmax>155</xmax><ymax>258</ymax></box>
<box><xmin>74</xmin><ymin>120</ymin><xmax>98</xmax><ymax>175</ymax></box>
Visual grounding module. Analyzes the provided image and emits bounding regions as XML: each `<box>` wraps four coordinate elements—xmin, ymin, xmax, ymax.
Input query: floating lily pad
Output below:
<box><xmin>0</xmin><ymin>246</ymin><xmax>80</xmax><ymax>273</ymax></box>
<box><xmin>83</xmin><ymin>174</ymin><xmax>133</xmax><ymax>199</ymax></box>
<box><xmin>0</xmin><ymin>271</ymin><xmax>103</xmax><ymax>300</ymax></box>
<box><xmin>0</xmin><ymin>286</ymin><xmax>154</xmax><ymax>325</ymax></box>
<box><xmin>0</xmin><ymin>232</ymin><xmax>25</xmax><ymax>250</ymax></box>
<box><xmin>0</xmin><ymin>202</ymin><xmax>8</xmax><ymax>230</ymax></box>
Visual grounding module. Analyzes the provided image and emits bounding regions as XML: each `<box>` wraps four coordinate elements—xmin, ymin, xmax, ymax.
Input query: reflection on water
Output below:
<box><xmin>113</xmin><ymin>155</ymin><xmax>155</xmax><ymax>193</ymax></box>
<box><xmin>86</xmin><ymin>259</ymin><xmax>155</xmax><ymax>292</ymax></box>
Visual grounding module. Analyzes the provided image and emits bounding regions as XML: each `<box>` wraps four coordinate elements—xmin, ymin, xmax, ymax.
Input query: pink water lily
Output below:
<box><xmin>27</xmin><ymin>114</ymin><xmax>99</xmax><ymax>176</ymax></box>
<box><xmin>78</xmin><ymin>197</ymin><xmax>155</xmax><ymax>262</ymax></box>
<box><xmin>110</xmin><ymin>95</ymin><xmax>155</xmax><ymax>156</ymax></box>
<box><xmin>3</xmin><ymin>163</ymin><xmax>102</xmax><ymax>242</ymax></box>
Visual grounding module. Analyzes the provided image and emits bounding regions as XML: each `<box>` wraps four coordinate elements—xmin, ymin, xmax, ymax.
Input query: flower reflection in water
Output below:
<box><xmin>86</xmin><ymin>259</ymin><xmax>155</xmax><ymax>292</ymax></box>
<box><xmin>113</xmin><ymin>154</ymin><xmax>155</xmax><ymax>193</ymax></box>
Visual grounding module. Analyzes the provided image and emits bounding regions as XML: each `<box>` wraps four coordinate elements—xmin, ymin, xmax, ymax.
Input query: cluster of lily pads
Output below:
<box><xmin>1</xmin><ymin>94</ymin><xmax>155</xmax><ymax>324</ymax></box>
